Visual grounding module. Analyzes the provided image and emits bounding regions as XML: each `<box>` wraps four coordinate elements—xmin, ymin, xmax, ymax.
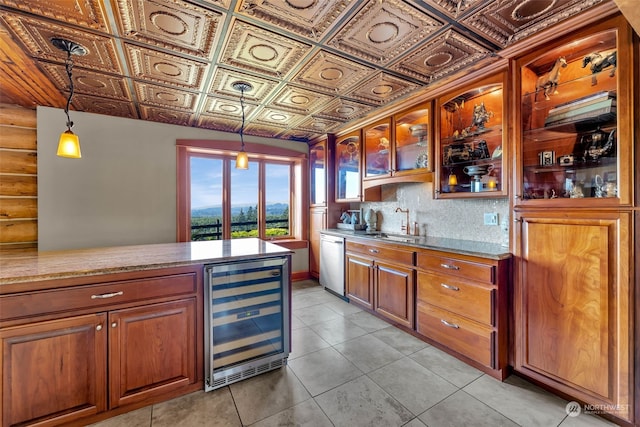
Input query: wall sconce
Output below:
<box><xmin>51</xmin><ymin>37</ymin><xmax>87</xmax><ymax>159</ymax></box>
<box><xmin>448</xmin><ymin>173</ymin><xmax>458</xmax><ymax>192</ymax></box>
<box><xmin>232</xmin><ymin>81</ymin><xmax>253</xmax><ymax>170</ymax></box>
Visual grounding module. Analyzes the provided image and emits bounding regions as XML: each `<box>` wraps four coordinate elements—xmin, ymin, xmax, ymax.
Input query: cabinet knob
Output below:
<box><xmin>440</xmin><ymin>319</ymin><xmax>459</xmax><ymax>329</ymax></box>
<box><xmin>440</xmin><ymin>283</ymin><xmax>460</xmax><ymax>291</ymax></box>
<box><xmin>111</xmin><ymin>322</ymin><xmax>117</xmax><ymax>328</ymax></box>
<box><xmin>96</xmin><ymin>324</ymin><xmax>103</xmax><ymax>331</ymax></box>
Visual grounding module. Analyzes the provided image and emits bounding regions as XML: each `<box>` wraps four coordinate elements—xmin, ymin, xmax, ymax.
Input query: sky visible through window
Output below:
<box><xmin>190</xmin><ymin>156</ymin><xmax>290</xmax><ymax>209</ymax></box>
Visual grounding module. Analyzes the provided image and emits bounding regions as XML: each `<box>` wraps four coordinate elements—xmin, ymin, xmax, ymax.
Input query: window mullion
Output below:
<box><xmin>258</xmin><ymin>160</ymin><xmax>266</xmax><ymax>239</ymax></box>
<box><xmin>222</xmin><ymin>158</ymin><xmax>232</xmax><ymax>239</ymax></box>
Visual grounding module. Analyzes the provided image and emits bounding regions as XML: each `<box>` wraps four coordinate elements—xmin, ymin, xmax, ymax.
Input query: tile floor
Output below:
<box><xmin>91</xmin><ymin>279</ymin><xmax>619</xmax><ymax>427</ymax></box>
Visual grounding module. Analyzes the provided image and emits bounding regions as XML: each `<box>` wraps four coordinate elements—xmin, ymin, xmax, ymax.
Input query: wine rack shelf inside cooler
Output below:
<box><xmin>204</xmin><ymin>257</ymin><xmax>290</xmax><ymax>391</ymax></box>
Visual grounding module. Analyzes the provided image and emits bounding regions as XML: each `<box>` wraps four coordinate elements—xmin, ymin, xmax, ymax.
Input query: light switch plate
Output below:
<box><xmin>484</xmin><ymin>213</ymin><xmax>499</xmax><ymax>226</ymax></box>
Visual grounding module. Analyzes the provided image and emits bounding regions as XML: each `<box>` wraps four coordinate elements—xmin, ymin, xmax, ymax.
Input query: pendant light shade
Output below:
<box><xmin>57</xmin><ymin>130</ymin><xmax>81</xmax><ymax>158</ymax></box>
<box><xmin>51</xmin><ymin>37</ymin><xmax>86</xmax><ymax>159</ymax></box>
<box><xmin>232</xmin><ymin>81</ymin><xmax>253</xmax><ymax>170</ymax></box>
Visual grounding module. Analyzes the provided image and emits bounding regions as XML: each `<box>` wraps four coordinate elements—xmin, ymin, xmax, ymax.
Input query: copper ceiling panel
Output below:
<box><xmin>1</xmin><ymin>13</ymin><xmax>122</xmax><ymax>74</ymax></box>
<box><xmin>125</xmin><ymin>43</ymin><xmax>209</xmax><ymax>89</ymax></box>
<box><xmin>39</xmin><ymin>63</ymin><xmax>131</xmax><ymax>101</ymax></box>
<box><xmin>197</xmin><ymin>114</ymin><xmax>243</xmax><ymax>132</ymax></box>
<box><xmin>112</xmin><ymin>0</ymin><xmax>224</xmax><ymax>59</ymax></box>
<box><xmin>461</xmin><ymin>0</ymin><xmax>607</xmax><ymax>48</ymax></box>
<box><xmin>252</xmin><ymin>106</ymin><xmax>307</xmax><ymax>129</ymax></box>
<box><xmin>390</xmin><ymin>29</ymin><xmax>491</xmax><ymax>83</ymax></box>
<box><xmin>295</xmin><ymin>116</ymin><xmax>342</xmax><ymax>134</ymax></box>
<box><xmin>314</xmin><ymin>98</ymin><xmax>374</xmax><ymax>122</ymax></box>
<box><xmin>139</xmin><ymin>105</ymin><xmax>195</xmax><ymax>125</ymax></box>
<box><xmin>426</xmin><ymin>0</ymin><xmax>487</xmax><ymax>19</ymax></box>
<box><xmin>0</xmin><ymin>0</ymin><xmax>109</xmax><ymax>31</ymax></box>
<box><xmin>292</xmin><ymin>50</ymin><xmax>374</xmax><ymax>94</ymax></box>
<box><xmin>208</xmin><ymin>67</ymin><xmax>279</xmax><ymax>104</ymax></box>
<box><xmin>201</xmin><ymin>95</ymin><xmax>257</xmax><ymax>120</ymax></box>
<box><xmin>220</xmin><ymin>20</ymin><xmax>310</xmax><ymax>78</ymax></box>
<box><xmin>346</xmin><ymin>72</ymin><xmax>420</xmax><ymax>105</ymax></box>
<box><xmin>270</xmin><ymin>85</ymin><xmax>334</xmax><ymax>115</ymax></box>
<box><xmin>71</xmin><ymin>94</ymin><xmax>139</xmax><ymax>119</ymax></box>
<box><xmin>327</xmin><ymin>0</ymin><xmax>444</xmax><ymax>65</ymax></box>
<box><xmin>236</xmin><ymin>0</ymin><xmax>353</xmax><ymax>41</ymax></box>
<box><xmin>134</xmin><ymin>81</ymin><xmax>200</xmax><ymax>111</ymax></box>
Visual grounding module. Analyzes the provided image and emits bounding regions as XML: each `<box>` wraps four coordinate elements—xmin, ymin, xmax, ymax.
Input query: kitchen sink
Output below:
<box><xmin>369</xmin><ymin>233</ymin><xmax>420</xmax><ymax>243</ymax></box>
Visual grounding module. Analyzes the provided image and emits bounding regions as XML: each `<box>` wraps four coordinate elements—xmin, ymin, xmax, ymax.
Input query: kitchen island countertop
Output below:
<box><xmin>0</xmin><ymin>239</ymin><xmax>291</xmax><ymax>285</ymax></box>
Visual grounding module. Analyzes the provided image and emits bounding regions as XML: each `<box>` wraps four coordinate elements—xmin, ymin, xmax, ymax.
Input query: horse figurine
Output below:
<box><xmin>535</xmin><ymin>57</ymin><xmax>567</xmax><ymax>101</ymax></box>
<box><xmin>582</xmin><ymin>51</ymin><xmax>617</xmax><ymax>85</ymax></box>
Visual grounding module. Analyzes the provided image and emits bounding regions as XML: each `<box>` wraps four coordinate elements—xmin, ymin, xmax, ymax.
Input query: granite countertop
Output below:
<box><xmin>321</xmin><ymin>229</ymin><xmax>511</xmax><ymax>260</ymax></box>
<box><xmin>0</xmin><ymin>239</ymin><xmax>292</xmax><ymax>285</ymax></box>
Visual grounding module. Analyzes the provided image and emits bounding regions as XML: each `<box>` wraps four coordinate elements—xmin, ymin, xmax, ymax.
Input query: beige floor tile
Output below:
<box><xmin>287</xmin><ymin>347</ymin><xmax>363</xmax><ymax>396</ymax></box>
<box><xmin>419</xmin><ymin>390</ymin><xmax>519</xmax><ymax>427</ymax></box>
<box><xmin>288</xmin><ymin>326</ymin><xmax>331</xmax><ymax>360</ymax></box>
<box><xmin>87</xmin><ymin>406</ymin><xmax>151</xmax><ymax>427</ymax></box>
<box><xmin>410</xmin><ymin>345</ymin><xmax>483</xmax><ymax>388</ymax></box>
<box><xmin>152</xmin><ymin>388</ymin><xmax>240</xmax><ymax>427</ymax></box>
<box><xmin>372</xmin><ymin>326</ymin><xmax>429</xmax><ymax>356</ymax></box>
<box><xmin>334</xmin><ymin>334</ymin><xmax>405</xmax><ymax>373</ymax></box>
<box><xmin>249</xmin><ymin>398</ymin><xmax>333</xmax><ymax>427</ymax></box>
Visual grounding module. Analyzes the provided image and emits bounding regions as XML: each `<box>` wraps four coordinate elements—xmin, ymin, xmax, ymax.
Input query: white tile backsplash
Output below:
<box><xmin>358</xmin><ymin>182</ymin><xmax>509</xmax><ymax>245</ymax></box>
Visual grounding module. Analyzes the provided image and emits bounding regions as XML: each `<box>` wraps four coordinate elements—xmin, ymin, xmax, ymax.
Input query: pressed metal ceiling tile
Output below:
<box><xmin>0</xmin><ymin>0</ymin><xmax>109</xmax><ymax>30</ymax></box>
<box><xmin>292</xmin><ymin>50</ymin><xmax>374</xmax><ymax>94</ymax></box>
<box><xmin>461</xmin><ymin>0</ymin><xmax>607</xmax><ymax>48</ymax></box>
<box><xmin>390</xmin><ymin>29</ymin><xmax>491</xmax><ymax>83</ymax></box>
<box><xmin>201</xmin><ymin>96</ymin><xmax>257</xmax><ymax>119</ymax></box>
<box><xmin>134</xmin><ymin>81</ymin><xmax>200</xmax><ymax>111</ymax></box>
<box><xmin>270</xmin><ymin>85</ymin><xmax>334</xmax><ymax>114</ymax></box>
<box><xmin>242</xmin><ymin>122</ymin><xmax>289</xmax><ymax>138</ymax></box>
<box><xmin>1</xmin><ymin>13</ymin><xmax>122</xmax><ymax>74</ymax></box>
<box><xmin>125</xmin><ymin>44</ymin><xmax>209</xmax><ymax>89</ymax></box>
<box><xmin>113</xmin><ymin>0</ymin><xmax>224</xmax><ymax>59</ymax></box>
<box><xmin>197</xmin><ymin>115</ymin><xmax>242</xmax><ymax>132</ymax></box>
<box><xmin>296</xmin><ymin>116</ymin><xmax>342</xmax><ymax>134</ymax></box>
<box><xmin>40</xmin><ymin>63</ymin><xmax>131</xmax><ymax>101</ymax></box>
<box><xmin>236</xmin><ymin>0</ymin><xmax>352</xmax><ymax>41</ymax></box>
<box><xmin>314</xmin><ymin>98</ymin><xmax>374</xmax><ymax>122</ymax></box>
<box><xmin>139</xmin><ymin>105</ymin><xmax>194</xmax><ymax>125</ymax></box>
<box><xmin>346</xmin><ymin>72</ymin><xmax>420</xmax><ymax>105</ymax></box>
<box><xmin>208</xmin><ymin>68</ymin><xmax>278</xmax><ymax>102</ymax></box>
<box><xmin>426</xmin><ymin>0</ymin><xmax>487</xmax><ymax>19</ymax></box>
<box><xmin>71</xmin><ymin>94</ymin><xmax>138</xmax><ymax>119</ymax></box>
<box><xmin>220</xmin><ymin>20</ymin><xmax>310</xmax><ymax>78</ymax></box>
<box><xmin>327</xmin><ymin>0</ymin><xmax>444</xmax><ymax>65</ymax></box>
<box><xmin>252</xmin><ymin>106</ymin><xmax>306</xmax><ymax>128</ymax></box>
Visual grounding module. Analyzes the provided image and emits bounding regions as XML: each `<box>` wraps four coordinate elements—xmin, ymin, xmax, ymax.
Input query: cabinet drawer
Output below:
<box><xmin>416</xmin><ymin>252</ymin><xmax>495</xmax><ymax>284</ymax></box>
<box><xmin>346</xmin><ymin>240</ymin><xmax>414</xmax><ymax>266</ymax></box>
<box><xmin>417</xmin><ymin>271</ymin><xmax>494</xmax><ymax>325</ymax></box>
<box><xmin>416</xmin><ymin>301</ymin><xmax>494</xmax><ymax>368</ymax></box>
<box><xmin>1</xmin><ymin>272</ymin><xmax>198</xmax><ymax>322</ymax></box>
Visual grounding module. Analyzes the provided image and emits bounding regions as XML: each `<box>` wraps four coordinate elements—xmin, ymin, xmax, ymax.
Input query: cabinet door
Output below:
<box><xmin>394</xmin><ymin>102</ymin><xmax>431</xmax><ymax>174</ymax></box>
<box><xmin>345</xmin><ymin>253</ymin><xmax>374</xmax><ymax>310</ymax></box>
<box><xmin>374</xmin><ymin>261</ymin><xmax>414</xmax><ymax>328</ymax></box>
<box><xmin>335</xmin><ymin>131</ymin><xmax>362</xmax><ymax>202</ymax></box>
<box><xmin>309</xmin><ymin>208</ymin><xmax>327</xmax><ymax>278</ymax></box>
<box><xmin>109</xmin><ymin>299</ymin><xmax>197</xmax><ymax>408</ymax></box>
<box><xmin>309</xmin><ymin>140</ymin><xmax>326</xmax><ymax>206</ymax></box>
<box><xmin>514</xmin><ymin>211</ymin><xmax>632</xmax><ymax>420</ymax></box>
<box><xmin>364</xmin><ymin>119</ymin><xmax>391</xmax><ymax>179</ymax></box>
<box><xmin>1</xmin><ymin>314</ymin><xmax>107</xmax><ymax>427</ymax></box>
<box><xmin>516</xmin><ymin>17</ymin><xmax>634</xmax><ymax>206</ymax></box>
<box><xmin>436</xmin><ymin>73</ymin><xmax>507</xmax><ymax>198</ymax></box>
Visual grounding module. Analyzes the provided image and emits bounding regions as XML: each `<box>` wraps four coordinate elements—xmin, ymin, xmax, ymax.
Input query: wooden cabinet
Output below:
<box><xmin>415</xmin><ymin>249</ymin><xmax>509</xmax><ymax>379</ymax></box>
<box><xmin>309</xmin><ymin>207</ymin><xmax>326</xmax><ymax>279</ymax></box>
<box><xmin>513</xmin><ymin>210</ymin><xmax>633</xmax><ymax>422</ymax></box>
<box><xmin>0</xmin><ymin>266</ymin><xmax>203</xmax><ymax>426</ymax></box>
<box><xmin>363</xmin><ymin>118</ymin><xmax>392</xmax><ymax>180</ymax></box>
<box><xmin>334</xmin><ymin>131</ymin><xmax>380</xmax><ymax>202</ymax></box>
<box><xmin>512</xmin><ymin>15</ymin><xmax>636</xmax><ymax>425</ymax></box>
<box><xmin>435</xmin><ymin>72</ymin><xmax>508</xmax><ymax>198</ymax></box>
<box><xmin>345</xmin><ymin>239</ymin><xmax>415</xmax><ymax>328</ymax></box>
<box><xmin>309</xmin><ymin>139</ymin><xmax>327</xmax><ymax>207</ymax></box>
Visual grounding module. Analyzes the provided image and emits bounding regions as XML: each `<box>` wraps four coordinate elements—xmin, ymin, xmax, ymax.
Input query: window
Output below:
<box><xmin>177</xmin><ymin>140</ymin><xmax>306</xmax><ymax>243</ymax></box>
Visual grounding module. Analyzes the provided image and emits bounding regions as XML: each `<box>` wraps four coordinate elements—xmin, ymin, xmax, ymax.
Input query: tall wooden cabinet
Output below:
<box><xmin>512</xmin><ymin>15</ymin><xmax>636</xmax><ymax>425</ymax></box>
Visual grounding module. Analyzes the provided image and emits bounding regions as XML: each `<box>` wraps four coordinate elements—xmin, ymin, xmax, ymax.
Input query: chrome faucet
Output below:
<box><xmin>395</xmin><ymin>207</ymin><xmax>409</xmax><ymax>234</ymax></box>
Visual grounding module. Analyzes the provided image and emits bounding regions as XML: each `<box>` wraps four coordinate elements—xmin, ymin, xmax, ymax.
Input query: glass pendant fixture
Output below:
<box><xmin>232</xmin><ymin>81</ymin><xmax>253</xmax><ymax>170</ymax></box>
<box><xmin>51</xmin><ymin>37</ymin><xmax>87</xmax><ymax>158</ymax></box>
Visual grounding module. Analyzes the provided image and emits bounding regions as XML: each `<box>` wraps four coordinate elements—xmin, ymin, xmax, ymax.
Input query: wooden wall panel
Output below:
<box><xmin>0</xmin><ymin>103</ymin><xmax>37</xmax><ymax>248</ymax></box>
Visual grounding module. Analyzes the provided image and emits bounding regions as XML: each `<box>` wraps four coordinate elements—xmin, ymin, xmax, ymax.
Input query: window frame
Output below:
<box><xmin>176</xmin><ymin>139</ymin><xmax>308</xmax><ymax>247</ymax></box>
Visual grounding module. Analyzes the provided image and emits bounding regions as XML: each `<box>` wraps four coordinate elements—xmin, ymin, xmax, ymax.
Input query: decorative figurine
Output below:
<box><xmin>340</xmin><ymin>211</ymin><xmax>351</xmax><ymax>224</ymax></box>
<box><xmin>470</xmin><ymin>102</ymin><xmax>492</xmax><ymax>129</ymax></box>
<box><xmin>582</xmin><ymin>51</ymin><xmax>617</xmax><ymax>85</ymax></box>
<box><xmin>535</xmin><ymin>57</ymin><xmax>567</xmax><ymax>101</ymax></box>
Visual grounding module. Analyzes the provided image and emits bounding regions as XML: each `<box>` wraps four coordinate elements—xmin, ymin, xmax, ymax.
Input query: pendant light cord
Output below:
<box><xmin>239</xmin><ymin>87</ymin><xmax>246</xmax><ymax>149</ymax></box>
<box><xmin>63</xmin><ymin>49</ymin><xmax>74</xmax><ymax>131</ymax></box>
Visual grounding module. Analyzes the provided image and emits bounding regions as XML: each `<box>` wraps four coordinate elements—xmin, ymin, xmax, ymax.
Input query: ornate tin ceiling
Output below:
<box><xmin>0</xmin><ymin>0</ymin><xmax>609</xmax><ymax>142</ymax></box>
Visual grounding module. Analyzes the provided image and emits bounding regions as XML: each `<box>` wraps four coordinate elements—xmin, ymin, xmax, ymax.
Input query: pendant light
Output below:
<box><xmin>51</xmin><ymin>37</ymin><xmax>87</xmax><ymax>158</ymax></box>
<box><xmin>232</xmin><ymin>81</ymin><xmax>253</xmax><ymax>170</ymax></box>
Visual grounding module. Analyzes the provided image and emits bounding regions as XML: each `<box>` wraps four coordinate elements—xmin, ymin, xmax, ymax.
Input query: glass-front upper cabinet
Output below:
<box><xmin>394</xmin><ymin>102</ymin><xmax>431</xmax><ymax>175</ymax></box>
<box><xmin>364</xmin><ymin>119</ymin><xmax>391</xmax><ymax>179</ymax></box>
<box><xmin>335</xmin><ymin>131</ymin><xmax>362</xmax><ymax>202</ymax></box>
<box><xmin>309</xmin><ymin>140</ymin><xmax>326</xmax><ymax>206</ymax></box>
<box><xmin>436</xmin><ymin>73</ymin><xmax>507</xmax><ymax>198</ymax></box>
<box><xmin>516</xmin><ymin>21</ymin><xmax>632</xmax><ymax>206</ymax></box>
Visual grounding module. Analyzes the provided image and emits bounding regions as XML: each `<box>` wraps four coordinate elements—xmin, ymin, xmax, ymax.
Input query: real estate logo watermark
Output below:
<box><xmin>565</xmin><ymin>401</ymin><xmax>629</xmax><ymax>417</ymax></box>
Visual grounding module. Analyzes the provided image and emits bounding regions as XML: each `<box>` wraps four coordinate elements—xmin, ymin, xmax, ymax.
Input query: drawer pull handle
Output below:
<box><xmin>440</xmin><ymin>283</ymin><xmax>459</xmax><ymax>291</ymax></box>
<box><xmin>440</xmin><ymin>319</ymin><xmax>459</xmax><ymax>329</ymax></box>
<box><xmin>270</xmin><ymin>271</ymin><xmax>281</xmax><ymax>277</ymax></box>
<box><xmin>369</xmin><ymin>249</ymin><xmax>379</xmax><ymax>254</ymax></box>
<box><xmin>91</xmin><ymin>291</ymin><xmax>124</xmax><ymax>299</ymax></box>
<box><xmin>440</xmin><ymin>263</ymin><xmax>460</xmax><ymax>270</ymax></box>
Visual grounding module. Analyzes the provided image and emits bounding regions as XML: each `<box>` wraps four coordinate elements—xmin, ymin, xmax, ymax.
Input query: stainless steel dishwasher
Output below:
<box><xmin>319</xmin><ymin>233</ymin><xmax>345</xmax><ymax>297</ymax></box>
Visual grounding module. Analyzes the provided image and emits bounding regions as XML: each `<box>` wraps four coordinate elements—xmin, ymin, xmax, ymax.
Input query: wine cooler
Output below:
<box><xmin>204</xmin><ymin>256</ymin><xmax>290</xmax><ymax>391</ymax></box>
